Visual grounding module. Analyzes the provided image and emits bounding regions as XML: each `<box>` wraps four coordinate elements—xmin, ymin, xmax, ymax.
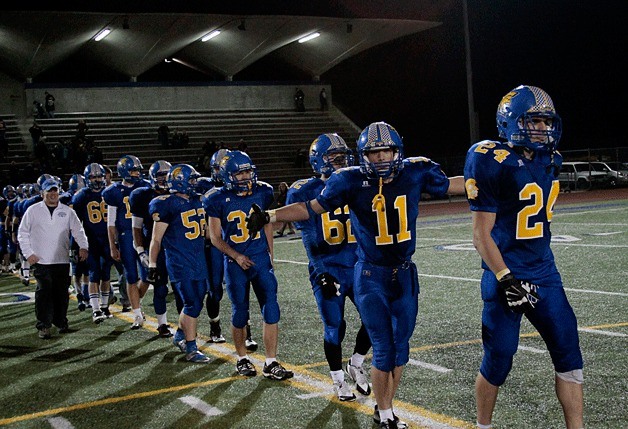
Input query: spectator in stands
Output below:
<box><xmin>172</xmin><ymin>129</ymin><xmax>189</xmax><ymax>149</ymax></box>
<box><xmin>33</xmin><ymin>101</ymin><xmax>46</xmax><ymax>120</ymax></box>
<box><xmin>0</xmin><ymin>119</ymin><xmax>7</xmax><ymax>159</ymax></box>
<box><xmin>157</xmin><ymin>124</ymin><xmax>170</xmax><ymax>148</ymax></box>
<box><xmin>75</xmin><ymin>119</ymin><xmax>89</xmax><ymax>140</ymax></box>
<box><xmin>33</xmin><ymin>136</ymin><xmax>50</xmax><ymax>167</ymax></box>
<box><xmin>44</xmin><ymin>91</ymin><xmax>56</xmax><ymax>118</ymax></box>
<box><xmin>85</xmin><ymin>138</ymin><xmax>103</xmax><ymax>164</ymax></box>
<box><xmin>29</xmin><ymin>121</ymin><xmax>44</xmax><ymax>149</ymax></box>
<box><xmin>272</xmin><ymin>182</ymin><xmax>295</xmax><ymax>237</ymax></box>
<box><xmin>237</xmin><ymin>138</ymin><xmax>248</xmax><ymax>153</ymax></box>
<box><xmin>294</xmin><ymin>88</ymin><xmax>305</xmax><ymax>112</ymax></box>
<box><xmin>319</xmin><ymin>88</ymin><xmax>328</xmax><ymax>111</ymax></box>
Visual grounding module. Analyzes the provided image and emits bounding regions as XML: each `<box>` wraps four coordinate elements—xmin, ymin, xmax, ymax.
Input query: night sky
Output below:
<box><xmin>28</xmin><ymin>1</ymin><xmax>626</xmax><ymax>165</ymax></box>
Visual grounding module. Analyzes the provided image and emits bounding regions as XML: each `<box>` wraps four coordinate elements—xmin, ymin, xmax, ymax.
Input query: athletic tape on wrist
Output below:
<box><xmin>496</xmin><ymin>268</ymin><xmax>511</xmax><ymax>281</ymax></box>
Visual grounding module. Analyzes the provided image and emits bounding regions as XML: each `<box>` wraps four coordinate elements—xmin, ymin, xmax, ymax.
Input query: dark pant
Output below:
<box><xmin>33</xmin><ymin>263</ymin><xmax>70</xmax><ymax>330</ymax></box>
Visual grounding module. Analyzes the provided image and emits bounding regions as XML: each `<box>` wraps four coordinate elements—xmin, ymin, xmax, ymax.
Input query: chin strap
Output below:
<box><xmin>371</xmin><ymin>177</ymin><xmax>386</xmax><ymax>212</ymax></box>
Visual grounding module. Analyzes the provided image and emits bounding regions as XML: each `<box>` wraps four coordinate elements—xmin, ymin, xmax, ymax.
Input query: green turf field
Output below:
<box><xmin>0</xmin><ymin>196</ymin><xmax>626</xmax><ymax>428</ymax></box>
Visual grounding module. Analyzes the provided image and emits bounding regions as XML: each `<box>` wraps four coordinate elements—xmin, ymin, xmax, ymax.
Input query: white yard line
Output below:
<box><xmin>178</xmin><ymin>396</ymin><xmax>223</xmax><ymax>417</ymax></box>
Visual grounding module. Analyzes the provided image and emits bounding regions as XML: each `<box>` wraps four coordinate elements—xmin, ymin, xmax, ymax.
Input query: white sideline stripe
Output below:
<box><xmin>296</xmin><ymin>391</ymin><xmax>329</xmax><ymax>400</ymax></box>
<box><xmin>178</xmin><ymin>396</ymin><xmax>223</xmax><ymax>416</ymax></box>
<box><xmin>517</xmin><ymin>345</ymin><xmax>547</xmax><ymax>354</ymax></box>
<box><xmin>551</xmin><ymin>243</ymin><xmax>628</xmax><ymax>248</ymax></box>
<box><xmin>578</xmin><ymin>328</ymin><xmax>627</xmax><ymax>337</ymax></box>
<box><xmin>564</xmin><ymin>288</ymin><xmax>628</xmax><ymax>297</ymax></box>
<box><xmin>556</xmin><ymin>207</ymin><xmax>626</xmax><ymax>216</ymax></box>
<box><xmin>558</xmin><ymin>222</ymin><xmax>627</xmax><ymax>226</ymax></box>
<box><xmin>275</xmin><ymin>258</ymin><xmax>309</xmax><ymax>265</ymax></box>
<box><xmin>408</xmin><ymin>359</ymin><xmax>452</xmax><ymax>373</ymax></box>
<box><xmin>47</xmin><ymin>417</ymin><xmax>75</xmax><ymax>429</ymax></box>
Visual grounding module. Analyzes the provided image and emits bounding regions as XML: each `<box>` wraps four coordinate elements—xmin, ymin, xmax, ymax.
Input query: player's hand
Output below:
<box><xmin>78</xmin><ymin>248</ymin><xmax>88</xmax><ymax>261</ymax></box>
<box><xmin>110</xmin><ymin>246</ymin><xmax>121</xmax><ymax>262</ymax></box>
<box><xmin>234</xmin><ymin>254</ymin><xmax>254</xmax><ymax>270</ymax></box>
<box><xmin>69</xmin><ymin>249</ymin><xmax>78</xmax><ymax>264</ymax></box>
<box><xmin>499</xmin><ymin>274</ymin><xmax>540</xmax><ymax>314</ymax></box>
<box><xmin>138</xmin><ymin>251</ymin><xmax>149</xmax><ymax>269</ymax></box>
<box><xmin>245</xmin><ymin>204</ymin><xmax>270</xmax><ymax>236</ymax></box>
<box><xmin>316</xmin><ymin>272</ymin><xmax>341</xmax><ymax>299</ymax></box>
<box><xmin>147</xmin><ymin>266</ymin><xmax>158</xmax><ymax>284</ymax></box>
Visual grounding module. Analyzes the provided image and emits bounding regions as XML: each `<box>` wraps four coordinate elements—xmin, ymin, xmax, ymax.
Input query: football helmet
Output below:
<box><xmin>496</xmin><ymin>85</ymin><xmax>562</xmax><ymax>152</ymax></box>
<box><xmin>220</xmin><ymin>150</ymin><xmax>257</xmax><ymax>194</ymax></box>
<box><xmin>16</xmin><ymin>184</ymin><xmax>28</xmax><ymax>199</ymax></box>
<box><xmin>210</xmin><ymin>148</ymin><xmax>231</xmax><ymax>182</ymax></box>
<box><xmin>37</xmin><ymin>174</ymin><xmax>53</xmax><ymax>188</ymax></box>
<box><xmin>167</xmin><ymin>164</ymin><xmax>201</xmax><ymax>195</ymax></box>
<box><xmin>149</xmin><ymin>160</ymin><xmax>172</xmax><ymax>190</ymax></box>
<box><xmin>69</xmin><ymin>174</ymin><xmax>87</xmax><ymax>194</ymax></box>
<box><xmin>28</xmin><ymin>183</ymin><xmax>41</xmax><ymax>196</ymax></box>
<box><xmin>116</xmin><ymin>154</ymin><xmax>143</xmax><ymax>183</ymax></box>
<box><xmin>3</xmin><ymin>185</ymin><xmax>16</xmax><ymax>200</ymax></box>
<box><xmin>357</xmin><ymin>121</ymin><xmax>404</xmax><ymax>179</ymax></box>
<box><xmin>309</xmin><ymin>133</ymin><xmax>353</xmax><ymax>176</ymax></box>
<box><xmin>196</xmin><ymin>176</ymin><xmax>215</xmax><ymax>195</ymax></box>
<box><xmin>84</xmin><ymin>163</ymin><xmax>106</xmax><ymax>191</ymax></box>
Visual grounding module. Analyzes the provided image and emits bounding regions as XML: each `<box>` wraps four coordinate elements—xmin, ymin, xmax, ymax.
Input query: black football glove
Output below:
<box><xmin>246</xmin><ymin>203</ymin><xmax>270</xmax><ymax>236</ymax></box>
<box><xmin>147</xmin><ymin>267</ymin><xmax>158</xmax><ymax>284</ymax></box>
<box><xmin>316</xmin><ymin>272</ymin><xmax>341</xmax><ymax>299</ymax></box>
<box><xmin>499</xmin><ymin>274</ymin><xmax>540</xmax><ymax>314</ymax></box>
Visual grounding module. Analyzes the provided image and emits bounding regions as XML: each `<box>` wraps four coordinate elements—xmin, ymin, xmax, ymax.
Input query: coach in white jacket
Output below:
<box><xmin>18</xmin><ymin>178</ymin><xmax>88</xmax><ymax>339</ymax></box>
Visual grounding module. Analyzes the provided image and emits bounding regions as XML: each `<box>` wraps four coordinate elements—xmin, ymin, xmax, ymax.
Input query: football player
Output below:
<box><xmin>2</xmin><ymin>185</ymin><xmax>18</xmax><ymax>273</ymax></box>
<box><xmin>72</xmin><ymin>163</ymin><xmax>114</xmax><ymax>323</ymax></box>
<box><xmin>130</xmin><ymin>160</ymin><xmax>180</xmax><ymax>337</ymax></box>
<box><xmin>65</xmin><ymin>174</ymin><xmax>90</xmax><ymax>309</ymax></box>
<box><xmin>148</xmin><ymin>164</ymin><xmax>210</xmax><ymax>363</ymax></box>
<box><xmin>286</xmin><ymin>133</ymin><xmax>372</xmax><ymax>401</ymax></box>
<box><xmin>464</xmin><ymin>85</ymin><xmax>583</xmax><ymax>429</ymax></box>
<box><xmin>206</xmin><ymin>151</ymin><xmax>293</xmax><ymax>380</ymax></box>
<box><xmin>103</xmin><ymin>155</ymin><xmax>151</xmax><ymax>329</ymax></box>
<box><xmin>245</xmin><ymin>122</ymin><xmax>465</xmax><ymax>428</ymax></box>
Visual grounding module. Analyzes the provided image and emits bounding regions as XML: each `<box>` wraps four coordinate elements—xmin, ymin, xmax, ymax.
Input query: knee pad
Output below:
<box><xmin>231</xmin><ymin>303</ymin><xmax>250</xmax><ymax>328</ymax></box>
<box><xmin>261</xmin><ymin>300</ymin><xmax>280</xmax><ymax>325</ymax></box>
<box><xmin>480</xmin><ymin>352</ymin><xmax>513</xmax><ymax>386</ymax></box>
<box><xmin>323</xmin><ymin>318</ymin><xmax>346</xmax><ymax>346</ymax></box>
<box><xmin>556</xmin><ymin>369</ymin><xmax>583</xmax><ymax>384</ymax></box>
<box><xmin>182</xmin><ymin>300</ymin><xmax>203</xmax><ymax>318</ymax></box>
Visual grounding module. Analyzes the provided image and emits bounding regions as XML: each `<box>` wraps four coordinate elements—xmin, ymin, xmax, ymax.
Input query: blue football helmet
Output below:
<box><xmin>69</xmin><ymin>174</ymin><xmax>87</xmax><ymax>194</ymax></box>
<box><xmin>28</xmin><ymin>183</ymin><xmax>41</xmax><ymax>196</ymax></box>
<box><xmin>37</xmin><ymin>174</ymin><xmax>53</xmax><ymax>188</ymax></box>
<box><xmin>3</xmin><ymin>185</ymin><xmax>16</xmax><ymax>200</ymax></box>
<box><xmin>496</xmin><ymin>85</ymin><xmax>562</xmax><ymax>152</ymax></box>
<box><xmin>167</xmin><ymin>164</ymin><xmax>201</xmax><ymax>195</ymax></box>
<box><xmin>149</xmin><ymin>160</ymin><xmax>172</xmax><ymax>190</ymax></box>
<box><xmin>16</xmin><ymin>184</ymin><xmax>28</xmax><ymax>199</ymax></box>
<box><xmin>116</xmin><ymin>154</ymin><xmax>143</xmax><ymax>183</ymax></box>
<box><xmin>196</xmin><ymin>176</ymin><xmax>215</xmax><ymax>195</ymax></box>
<box><xmin>220</xmin><ymin>150</ymin><xmax>257</xmax><ymax>195</ymax></box>
<box><xmin>309</xmin><ymin>133</ymin><xmax>353</xmax><ymax>177</ymax></box>
<box><xmin>210</xmin><ymin>148</ymin><xmax>231</xmax><ymax>182</ymax></box>
<box><xmin>357</xmin><ymin>121</ymin><xmax>404</xmax><ymax>179</ymax></box>
<box><xmin>84</xmin><ymin>163</ymin><xmax>106</xmax><ymax>191</ymax></box>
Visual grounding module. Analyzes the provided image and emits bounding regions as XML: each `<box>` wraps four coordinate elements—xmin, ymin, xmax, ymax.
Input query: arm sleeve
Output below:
<box><xmin>132</xmin><ymin>215</ymin><xmax>144</xmax><ymax>229</ymax></box>
<box><xmin>107</xmin><ymin>205</ymin><xmax>117</xmax><ymax>226</ymax></box>
<box><xmin>17</xmin><ymin>209</ymin><xmax>34</xmax><ymax>258</ymax></box>
<box><xmin>69</xmin><ymin>209</ymin><xmax>89</xmax><ymax>250</ymax></box>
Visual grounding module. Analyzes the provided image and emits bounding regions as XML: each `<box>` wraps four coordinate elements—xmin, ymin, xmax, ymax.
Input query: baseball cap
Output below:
<box><xmin>41</xmin><ymin>178</ymin><xmax>60</xmax><ymax>191</ymax></box>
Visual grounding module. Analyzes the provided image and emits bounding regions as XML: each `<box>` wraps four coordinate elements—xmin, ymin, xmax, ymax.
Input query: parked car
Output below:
<box><xmin>558</xmin><ymin>162</ymin><xmax>608</xmax><ymax>190</ymax></box>
<box><xmin>590</xmin><ymin>161</ymin><xmax>628</xmax><ymax>187</ymax></box>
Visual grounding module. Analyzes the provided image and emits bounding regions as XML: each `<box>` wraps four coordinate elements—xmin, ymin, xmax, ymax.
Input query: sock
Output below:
<box><xmin>238</xmin><ymin>355</ymin><xmax>248</xmax><ymax>361</ymax></box>
<box><xmin>379</xmin><ymin>408</ymin><xmax>394</xmax><ymax>423</ymax></box>
<box><xmin>157</xmin><ymin>313</ymin><xmax>167</xmax><ymax>325</ymax></box>
<box><xmin>350</xmin><ymin>353</ymin><xmax>365</xmax><ymax>367</ymax></box>
<box><xmin>100</xmin><ymin>290</ymin><xmax>110</xmax><ymax>307</ymax></box>
<box><xmin>330</xmin><ymin>370</ymin><xmax>345</xmax><ymax>383</ymax></box>
<box><xmin>174</xmin><ymin>329</ymin><xmax>185</xmax><ymax>342</ymax></box>
<box><xmin>133</xmin><ymin>308</ymin><xmax>142</xmax><ymax>318</ymax></box>
<box><xmin>265</xmin><ymin>357</ymin><xmax>277</xmax><ymax>366</ymax></box>
<box><xmin>477</xmin><ymin>423</ymin><xmax>492</xmax><ymax>429</ymax></box>
<box><xmin>185</xmin><ymin>340</ymin><xmax>197</xmax><ymax>354</ymax></box>
<box><xmin>89</xmin><ymin>295</ymin><xmax>101</xmax><ymax>311</ymax></box>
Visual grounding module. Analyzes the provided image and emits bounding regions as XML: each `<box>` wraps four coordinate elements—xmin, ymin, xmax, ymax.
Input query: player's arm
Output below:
<box><xmin>246</xmin><ymin>198</ymin><xmax>324</xmax><ymax>235</ymax></box>
<box><xmin>447</xmin><ymin>176</ymin><xmax>466</xmax><ymax>195</ymax></box>
<box><xmin>471</xmin><ymin>211</ymin><xmax>508</xmax><ymax>277</ymax></box>
<box><xmin>264</xmin><ymin>222</ymin><xmax>273</xmax><ymax>262</ymax></box>
<box><xmin>149</xmin><ymin>221</ymin><xmax>168</xmax><ymax>266</ymax></box>
<box><xmin>132</xmin><ymin>215</ymin><xmax>149</xmax><ymax>267</ymax></box>
<box><xmin>106</xmin><ymin>205</ymin><xmax>120</xmax><ymax>261</ymax></box>
<box><xmin>208</xmin><ymin>216</ymin><xmax>254</xmax><ymax>270</ymax></box>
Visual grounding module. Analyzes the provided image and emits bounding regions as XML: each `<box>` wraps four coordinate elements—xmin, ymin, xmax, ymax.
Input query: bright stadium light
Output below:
<box><xmin>298</xmin><ymin>32</ymin><xmax>320</xmax><ymax>43</ymax></box>
<box><xmin>94</xmin><ymin>28</ymin><xmax>111</xmax><ymax>42</ymax></box>
<box><xmin>201</xmin><ymin>30</ymin><xmax>221</xmax><ymax>42</ymax></box>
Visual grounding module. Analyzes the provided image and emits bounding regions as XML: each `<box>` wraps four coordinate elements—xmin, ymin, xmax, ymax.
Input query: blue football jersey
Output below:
<box><xmin>149</xmin><ymin>194</ymin><xmax>208</xmax><ymax>282</ymax></box>
<box><xmin>204</xmin><ymin>181</ymin><xmax>274</xmax><ymax>256</ymax></box>
<box><xmin>129</xmin><ymin>186</ymin><xmax>162</xmax><ymax>245</ymax></box>
<box><xmin>287</xmin><ymin>177</ymin><xmax>357</xmax><ymax>271</ymax></box>
<box><xmin>59</xmin><ymin>191</ymin><xmax>73</xmax><ymax>206</ymax></box>
<box><xmin>21</xmin><ymin>195</ymin><xmax>43</xmax><ymax>214</ymax></box>
<box><xmin>464</xmin><ymin>140</ymin><xmax>562</xmax><ymax>284</ymax></box>
<box><xmin>317</xmin><ymin>159</ymin><xmax>449</xmax><ymax>266</ymax></box>
<box><xmin>71</xmin><ymin>187</ymin><xmax>108</xmax><ymax>240</ymax></box>
<box><xmin>102</xmin><ymin>180</ymin><xmax>150</xmax><ymax>232</ymax></box>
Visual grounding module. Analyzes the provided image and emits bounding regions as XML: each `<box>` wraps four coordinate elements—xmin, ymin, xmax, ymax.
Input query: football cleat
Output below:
<box><xmin>245</xmin><ymin>337</ymin><xmax>258</xmax><ymax>351</ymax></box>
<box><xmin>346</xmin><ymin>362</ymin><xmax>372</xmax><ymax>395</ymax></box>
<box><xmin>334</xmin><ymin>380</ymin><xmax>356</xmax><ymax>402</ymax></box>
<box><xmin>211</xmin><ymin>333</ymin><xmax>226</xmax><ymax>343</ymax></box>
<box><xmin>157</xmin><ymin>324</ymin><xmax>173</xmax><ymax>338</ymax></box>
<box><xmin>209</xmin><ymin>321</ymin><xmax>226</xmax><ymax>343</ymax></box>
<box><xmin>77</xmin><ymin>301</ymin><xmax>86</xmax><ymax>312</ymax></box>
<box><xmin>130</xmin><ymin>314</ymin><xmax>144</xmax><ymax>330</ymax></box>
<box><xmin>92</xmin><ymin>311</ymin><xmax>106</xmax><ymax>324</ymax></box>
<box><xmin>373</xmin><ymin>405</ymin><xmax>407</xmax><ymax>428</ymax></box>
<box><xmin>38</xmin><ymin>328</ymin><xmax>52</xmax><ymax>339</ymax></box>
<box><xmin>102</xmin><ymin>307</ymin><xmax>113</xmax><ymax>318</ymax></box>
<box><xmin>173</xmin><ymin>337</ymin><xmax>186</xmax><ymax>353</ymax></box>
<box><xmin>262</xmin><ymin>361</ymin><xmax>294</xmax><ymax>380</ymax></box>
<box><xmin>186</xmin><ymin>350</ymin><xmax>211</xmax><ymax>363</ymax></box>
<box><xmin>236</xmin><ymin>358</ymin><xmax>257</xmax><ymax>377</ymax></box>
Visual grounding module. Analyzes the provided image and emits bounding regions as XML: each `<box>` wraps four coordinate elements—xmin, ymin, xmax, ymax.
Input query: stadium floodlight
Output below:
<box><xmin>298</xmin><ymin>32</ymin><xmax>320</xmax><ymax>43</ymax></box>
<box><xmin>201</xmin><ymin>30</ymin><xmax>221</xmax><ymax>42</ymax></box>
<box><xmin>94</xmin><ymin>28</ymin><xmax>111</xmax><ymax>42</ymax></box>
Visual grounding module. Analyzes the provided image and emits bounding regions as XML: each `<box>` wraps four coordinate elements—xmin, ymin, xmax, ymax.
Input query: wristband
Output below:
<box><xmin>496</xmin><ymin>268</ymin><xmax>511</xmax><ymax>281</ymax></box>
<box><xmin>149</xmin><ymin>262</ymin><xmax>157</xmax><ymax>268</ymax></box>
<box><xmin>136</xmin><ymin>246</ymin><xmax>145</xmax><ymax>255</ymax></box>
<box><xmin>268</xmin><ymin>209</ymin><xmax>277</xmax><ymax>224</ymax></box>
